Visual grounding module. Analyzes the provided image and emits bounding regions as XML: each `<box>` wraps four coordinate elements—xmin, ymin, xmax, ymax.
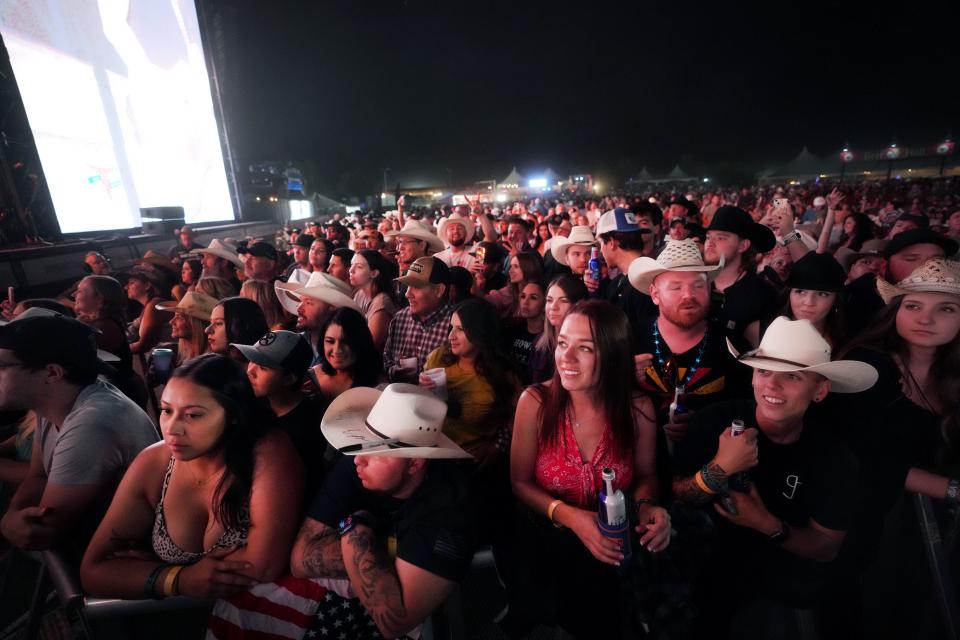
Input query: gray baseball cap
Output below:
<box><xmin>231</xmin><ymin>330</ymin><xmax>313</xmax><ymax>375</ymax></box>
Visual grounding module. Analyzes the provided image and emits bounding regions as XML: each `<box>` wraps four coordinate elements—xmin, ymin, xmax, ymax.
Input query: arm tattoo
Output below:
<box><xmin>297</xmin><ymin>522</ymin><xmax>346</xmax><ymax>578</ymax></box>
<box><xmin>345</xmin><ymin>527</ymin><xmax>406</xmax><ymax>633</ymax></box>
<box><xmin>672</xmin><ymin>462</ymin><xmax>729</xmax><ymax>505</ymax></box>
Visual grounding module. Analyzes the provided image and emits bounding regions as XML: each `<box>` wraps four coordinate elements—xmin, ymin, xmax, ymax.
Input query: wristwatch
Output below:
<box><xmin>768</xmin><ymin>520</ymin><xmax>791</xmax><ymax>544</ymax></box>
<box><xmin>337</xmin><ymin>510</ymin><xmax>379</xmax><ymax>537</ymax></box>
<box><xmin>946</xmin><ymin>479</ymin><xmax>960</xmax><ymax>505</ymax></box>
<box><xmin>779</xmin><ymin>231</ymin><xmax>802</xmax><ymax>247</ymax></box>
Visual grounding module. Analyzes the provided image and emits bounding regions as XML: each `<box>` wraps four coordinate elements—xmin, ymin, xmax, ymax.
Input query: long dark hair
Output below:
<box><xmin>535</xmin><ymin>300</ymin><xmax>641</xmax><ymax>457</ymax></box>
<box><xmin>181</xmin><ymin>259</ymin><xmax>202</xmax><ymax>286</ymax></box>
<box><xmin>83</xmin><ymin>275</ymin><xmax>127</xmax><ymax>323</ymax></box>
<box><xmin>357</xmin><ymin>249</ymin><xmax>399</xmax><ymax>306</ymax></box>
<box><xmin>440</xmin><ymin>298</ymin><xmax>520</xmax><ymax>422</ymax></box>
<box><xmin>841</xmin><ymin>296</ymin><xmax>960</xmax><ymax>469</ymax></box>
<box><xmin>839</xmin><ymin>213</ymin><xmax>875</xmax><ymax>250</ymax></box>
<box><xmin>316</xmin><ymin>307</ymin><xmax>382</xmax><ymax>386</ymax></box>
<box><xmin>778</xmin><ymin>287</ymin><xmax>847</xmax><ymax>351</ymax></box>
<box><xmin>535</xmin><ymin>274</ymin><xmax>588</xmax><ymax>352</ymax></box>
<box><xmin>171</xmin><ymin>354</ymin><xmax>265</xmax><ymax>530</ymax></box>
<box><xmin>218</xmin><ymin>297</ymin><xmax>269</xmax><ymax>346</ymax></box>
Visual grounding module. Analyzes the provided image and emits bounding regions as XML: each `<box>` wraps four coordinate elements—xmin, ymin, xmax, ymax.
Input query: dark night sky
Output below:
<box><xmin>215</xmin><ymin>0</ymin><xmax>958</xmax><ymax>193</ymax></box>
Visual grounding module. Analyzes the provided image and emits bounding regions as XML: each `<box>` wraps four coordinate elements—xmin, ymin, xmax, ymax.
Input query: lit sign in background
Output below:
<box><xmin>0</xmin><ymin>0</ymin><xmax>234</xmax><ymax>233</ymax></box>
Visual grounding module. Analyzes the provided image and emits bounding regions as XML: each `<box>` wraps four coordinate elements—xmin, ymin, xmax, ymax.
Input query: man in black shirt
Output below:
<box><xmin>704</xmin><ymin>206</ymin><xmax>778</xmax><ymax>350</ymax></box>
<box><xmin>290</xmin><ymin>384</ymin><xmax>475</xmax><ymax>640</ymax></box>
<box><xmin>595</xmin><ymin>207</ymin><xmax>657</xmax><ymax>329</ymax></box>
<box><xmin>671</xmin><ymin>317</ymin><xmax>877</xmax><ymax>634</ymax></box>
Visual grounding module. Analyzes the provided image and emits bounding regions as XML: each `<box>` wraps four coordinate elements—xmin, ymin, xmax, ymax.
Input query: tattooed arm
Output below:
<box><xmin>341</xmin><ymin>525</ymin><xmax>455</xmax><ymax>640</ymax></box>
<box><xmin>290</xmin><ymin>517</ymin><xmax>346</xmax><ymax>578</ymax></box>
<box><xmin>672</xmin><ymin>461</ymin><xmax>730</xmax><ymax>504</ymax></box>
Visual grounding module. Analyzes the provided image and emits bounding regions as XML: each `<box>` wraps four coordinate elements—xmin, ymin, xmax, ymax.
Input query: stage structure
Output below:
<box><xmin>0</xmin><ymin>0</ymin><xmax>238</xmax><ymax>234</ymax></box>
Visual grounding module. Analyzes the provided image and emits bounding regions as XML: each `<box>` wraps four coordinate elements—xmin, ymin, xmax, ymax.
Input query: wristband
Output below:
<box><xmin>694</xmin><ymin>471</ymin><xmax>717</xmax><ymax>495</ymax></box>
<box><xmin>162</xmin><ymin>565</ymin><xmax>185</xmax><ymax>598</ymax></box>
<box><xmin>768</xmin><ymin>520</ymin><xmax>791</xmax><ymax>544</ymax></box>
<box><xmin>144</xmin><ymin>564</ymin><xmax>169</xmax><ymax>599</ymax></box>
<box><xmin>699</xmin><ymin>464</ymin><xmax>728</xmax><ymax>493</ymax></box>
<box><xmin>779</xmin><ymin>231</ymin><xmax>801</xmax><ymax>247</ymax></box>
<box><xmin>546</xmin><ymin>499</ymin><xmax>564</xmax><ymax>524</ymax></box>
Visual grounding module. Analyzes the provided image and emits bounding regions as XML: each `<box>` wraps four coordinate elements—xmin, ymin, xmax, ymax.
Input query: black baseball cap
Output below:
<box><xmin>0</xmin><ymin>313</ymin><xmax>109</xmax><ymax>379</ymax></box>
<box><xmin>237</xmin><ymin>241</ymin><xmax>279</xmax><ymax>261</ymax></box>
<box><xmin>231</xmin><ymin>330</ymin><xmax>313</xmax><ymax>376</ymax></box>
<box><xmin>294</xmin><ymin>233</ymin><xmax>316</xmax><ymax>249</ymax></box>
<box><xmin>883</xmin><ymin>228</ymin><xmax>958</xmax><ymax>259</ymax></box>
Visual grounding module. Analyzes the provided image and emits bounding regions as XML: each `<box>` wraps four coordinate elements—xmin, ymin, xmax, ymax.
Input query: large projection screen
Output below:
<box><xmin>0</xmin><ymin>0</ymin><xmax>235</xmax><ymax>233</ymax></box>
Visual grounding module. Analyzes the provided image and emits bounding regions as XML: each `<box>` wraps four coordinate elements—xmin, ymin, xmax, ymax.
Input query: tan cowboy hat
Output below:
<box><xmin>876</xmin><ymin>258</ymin><xmax>960</xmax><ymax>304</ymax></box>
<box><xmin>321</xmin><ymin>384</ymin><xmax>471</xmax><ymax>459</ymax></box>
<box><xmin>728</xmin><ymin>316</ymin><xmax>877</xmax><ymax>393</ymax></box>
<box><xmin>628</xmin><ymin>238</ymin><xmax>723</xmax><ymax>293</ymax></box>
<box><xmin>155</xmin><ymin>291</ymin><xmax>217</xmax><ymax>321</ymax></box>
<box><xmin>274</xmin><ymin>270</ymin><xmax>360</xmax><ymax>315</ymax></box>
<box><xmin>436</xmin><ymin>212</ymin><xmax>474</xmax><ymax>245</ymax></box>
<box><xmin>385</xmin><ymin>220</ymin><xmax>445</xmax><ymax>254</ymax></box>
<box><xmin>192</xmin><ymin>238</ymin><xmax>243</xmax><ymax>267</ymax></box>
<box><xmin>135</xmin><ymin>250</ymin><xmax>177</xmax><ymax>275</ymax></box>
<box><xmin>550</xmin><ymin>225</ymin><xmax>597</xmax><ymax>265</ymax></box>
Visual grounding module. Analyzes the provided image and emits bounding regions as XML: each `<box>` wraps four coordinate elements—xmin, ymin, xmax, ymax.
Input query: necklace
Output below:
<box><xmin>183</xmin><ymin>461</ymin><xmax>224</xmax><ymax>487</ymax></box>
<box><xmin>652</xmin><ymin>321</ymin><xmax>708</xmax><ymax>389</ymax></box>
<box><xmin>568</xmin><ymin>406</ymin><xmax>600</xmax><ymax>429</ymax></box>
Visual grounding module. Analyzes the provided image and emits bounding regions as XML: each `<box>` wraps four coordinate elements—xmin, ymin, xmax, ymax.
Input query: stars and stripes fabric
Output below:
<box><xmin>205</xmin><ymin>576</ymin><xmax>420</xmax><ymax>640</ymax></box>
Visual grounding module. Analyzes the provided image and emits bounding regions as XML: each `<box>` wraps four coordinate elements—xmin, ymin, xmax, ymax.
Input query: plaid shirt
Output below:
<box><xmin>383</xmin><ymin>302</ymin><xmax>453</xmax><ymax>382</ymax></box>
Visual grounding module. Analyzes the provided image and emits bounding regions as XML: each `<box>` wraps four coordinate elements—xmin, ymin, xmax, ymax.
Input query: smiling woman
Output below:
<box><xmin>509</xmin><ymin>299</ymin><xmax>669</xmax><ymax>638</ymax></box>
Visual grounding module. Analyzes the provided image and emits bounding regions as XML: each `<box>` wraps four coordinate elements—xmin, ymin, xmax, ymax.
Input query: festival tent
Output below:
<box><xmin>500</xmin><ymin>167</ymin><xmax>523</xmax><ymax>188</ymax></box>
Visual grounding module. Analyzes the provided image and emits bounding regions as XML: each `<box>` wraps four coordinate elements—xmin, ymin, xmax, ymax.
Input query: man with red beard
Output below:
<box><xmin>629</xmin><ymin>239</ymin><xmax>751</xmax><ymax>444</ymax></box>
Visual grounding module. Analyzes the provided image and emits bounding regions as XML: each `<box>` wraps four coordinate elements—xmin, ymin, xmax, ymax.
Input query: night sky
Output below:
<box><xmin>216</xmin><ymin>0</ymin><xmax>958</xmax><ymax>193</ymax></box>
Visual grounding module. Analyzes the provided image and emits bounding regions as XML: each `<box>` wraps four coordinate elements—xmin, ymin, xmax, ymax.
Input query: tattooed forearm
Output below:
<box><xmin>296</xmin><ymin>521</ymin><xmax>346</xmax><ymax>578</ymax></box>
<box><xmin>672</xmin><ymin>462</ymin><xmax>729</xmax><ymax>505</ymax></box>
<box><xmin>344</xmin><ymin>526</ymin><xmax>406</xmax><ymax>635</ymax></box>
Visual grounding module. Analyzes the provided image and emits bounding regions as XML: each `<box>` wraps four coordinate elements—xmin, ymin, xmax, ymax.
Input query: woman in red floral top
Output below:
<box><xmin>508</xmin><ymin>299</ymin><xmax>671</xmax><ymax>638</ymax></box>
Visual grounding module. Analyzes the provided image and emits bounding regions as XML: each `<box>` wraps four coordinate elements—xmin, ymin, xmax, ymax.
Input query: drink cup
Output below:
<box><xmin>422</xmin><ymin>367</ymin><xmax>447</xmax><ymax>400</ymax></box>
<box><xmin>151</xmin><ymin>348</ymin><xmax>174</xmax><ymax>383</ymax></box>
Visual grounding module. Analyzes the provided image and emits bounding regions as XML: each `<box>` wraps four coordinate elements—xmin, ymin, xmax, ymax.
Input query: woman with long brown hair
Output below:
<box><xmin>485</xmin><ymin>252</ymin><xmax>543</xmax><ymax>319</ymax></box>
<box><xmin>510</xmin><ymin>300</ymin><xmax>670</xmax><ymax>638</ymax></box>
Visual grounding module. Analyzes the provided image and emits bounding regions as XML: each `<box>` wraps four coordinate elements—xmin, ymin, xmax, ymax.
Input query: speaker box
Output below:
<box><xmin>140</xmin><ymin>206</ymin><xmax>185</xmax><ymax>235</ymax></box>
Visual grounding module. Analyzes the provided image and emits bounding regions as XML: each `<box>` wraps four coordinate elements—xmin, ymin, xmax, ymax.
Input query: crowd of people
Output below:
<box><xmin>0</xmin><ymin>176</ymin><xmax>958</xmax><ymax>639</ymax></box>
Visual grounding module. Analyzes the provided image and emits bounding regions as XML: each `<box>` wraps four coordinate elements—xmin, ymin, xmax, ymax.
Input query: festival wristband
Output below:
<box><xmin>546</xmin><ymin>499</ymin><xmax>564</xmax><ymax>524</ymax></box>
<box><xmin>694</xmin><ymin>471</ymin><xmax>717</xmax><ymax>495</ymax></box>
<box><xmin>144</xmin><ymin>563</ymin><xmax>169</xmax><ymax>599</ymax></box>
<box><xmin>162</xmin><ymin>565</ymin><xmax>185</xmax><ymax>598</ymax></box>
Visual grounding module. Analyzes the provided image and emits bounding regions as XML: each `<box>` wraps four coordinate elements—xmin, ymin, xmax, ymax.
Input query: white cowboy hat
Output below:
<box><xmin>550</xmin><ymin>225</ymin><xmax>597</xmax><ymax>265</ymax></box>
<box><xmin>728</xmin><ymin>316</ymin><xmax>877</xmax><ymax>393</ymax></box>
<box><xmin>628</xmin><ymin>238</ymin><xmax>723</xmax><ymax>293</ymax></box>
<box><xmin>321</xmin><ymin>384</ymin><xmax>472</xmax><ymax>459</ymax></box>
<box><xmin>192</xmin><ymin>239</ymin><xmax>243</xmax><ymax>267</ymax></box>
<box><xmin>436</xmin><ymin>212</ymin><xmax>474</xmax><ymax>245</ymax></box>
<box><xmin>155</xmin><ymin>291</ymin><xmax>218</xmax><ymax>321</ymax></box>
<box><xmin>274</xmin><ymin>270</ymin><xmax>360</xmax><ymax>315</ymax></box>
<box><xmin>385</xmin><ymin>220</ymin><xmax>445</xmax><ymax>254</ymax></box>
<box><xmin>875</xmin><ymin>258</ymin><xmax>960</xmax><ymax>304</ymax></box>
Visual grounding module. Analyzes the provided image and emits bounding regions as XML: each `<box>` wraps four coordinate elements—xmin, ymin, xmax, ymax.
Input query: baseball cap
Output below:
<box><xmin>231</xmin><ymin>330</ymin><xmax>313</xmax><ymax>375</ymax></box>
<box><xmin>395</xmin><ymin>256</ymin><xmax>451</xmax><ymax>287</ymax></box>
<box><xmin>883</xmin><ymin>228</ymin><xmax>958</xmax><ymax>259</ymax></box>
<box><xmin>237</xmin><ymin>241</ymin><xmax>279</xmax><ymax>261</ymax></box>
<box><xmin>895</xmin><ymin>213</ymin><xmax>929</xmax><ymax>229</ymax></box>
<box><xmin>596</xmin><ymin>208</ymin><xmax>650</xmax><ymax>236</ymax></box>
<box><xmin>0</xmin><ymin>313</ymin><xmax>109</xmax><ymax>378</ymax></box>
<box><xmin>294</xmin><ymin>233</ymin><xmax>316</xmax><ymax>249</ymax></box>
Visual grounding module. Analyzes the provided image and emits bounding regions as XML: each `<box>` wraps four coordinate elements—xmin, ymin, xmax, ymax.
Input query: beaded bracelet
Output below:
<box><xmin>144</xmin><ymin>564</ymin><xmax>169</xmax><ymax>599</ymax></box>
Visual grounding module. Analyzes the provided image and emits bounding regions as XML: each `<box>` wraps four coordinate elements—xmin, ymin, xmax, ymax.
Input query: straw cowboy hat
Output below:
<box><xmin>274</xmin><ymin>270</ymin><xmax>360</xmax><ymax>316</ymax></box>
<box><xmin>192</xmin><ymin>239</ymin><xmax>243</xmax><ymax>267</ymax></box>
<box><xmin>135</xmin><ymin>250</ymin><xmax>178</xmax><ymax>276</ymax></box>
<box><xmin>385</xmin><ymin>220</ymin><xmax>445</xmax><ymax>254</ymax></box>
<box><xmin>728</xmin><ymin>316</ymin><xmax>877</xmax><ymax>393</ymax></box>
<box><xmin>876</xmin><ymin>258</ymin><xmax>960</xmax><ymax>304</ymax></box>
<box><xmin>155</xmin><ymin>291</ymin><xmax>218</xmax><ymax>321</ymax></box>
<box><xmin>321</xmin><ymin>383</ymin><xmax>471</xmax><ymax>459</ymax></box>
<box><xmin>550</xmin><ymin>225</ymin><xmax>597</xmax><ymax>265</ymax></box>
<box><xmin>628</xmin><ymin>238</ymin><xmax>723</xmax><ymax>293</ymax></box>
<box><xmin>436</xmin><ymin>212</ymin><xmax>474</xmax><ymax>245</ymax></box>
